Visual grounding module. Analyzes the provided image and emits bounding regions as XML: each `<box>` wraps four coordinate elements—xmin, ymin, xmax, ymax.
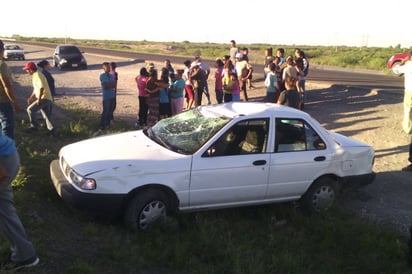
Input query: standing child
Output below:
<box><xmin>222</xmin><ymin>67</ymin><xmax>233</xmax><ymax>103</ymax></box>
<box><xmin>183</xmin><ymin>60</ymin><xmax>194</xmax><ymax>110</ymax></box>
<box><xmin>169</xmin><ymin>69</ymin><xmax>185</xmax><ymax>116</ymax></box>
<box><xmin>158</xmin><ymin>67</ymin><xmax>171</xmax><ymax>120</ymax></box>
<box><xmin>214</xmin><ymin>59</ymin><xmax>224</xmax><ymax>104</ymax></box>
<box><xmin>242</xmin><ymin>47</ymin><xmax>254</xmax><ymax>89</ymax></box>
<box><xmin>264</xmin><ymin>63</ymin><xmax>278</xmax><ymax>102</ymax></box>
<box><xmin>277</xmin><ymin>77</ymin><xmax>301</xmax><ymax>109</ymax></box>
<box><xmin>230</xmin><ymin>73</ymin><xmax>241</xmax><ymax>102</ymax></box>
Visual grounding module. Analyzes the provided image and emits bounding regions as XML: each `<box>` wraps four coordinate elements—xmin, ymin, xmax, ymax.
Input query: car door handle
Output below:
<box><xmin>314</xmin><ymin>156</ymin><xmax>326</xmax><ymax>161</ymax></box>
<box><xmin>253</xmin><ymin>160</ymin><xmax>266</xmax><ymax>166</ymax></box>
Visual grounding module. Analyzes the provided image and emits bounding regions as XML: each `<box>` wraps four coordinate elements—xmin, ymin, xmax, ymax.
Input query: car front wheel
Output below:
<box><xmin>300</xmin><ymin>177</ymin><xmax>337</xmax><ymax>213</ymax></box>
<box><xmin>124</xmin><ymin>189</ymin><xmax>169</xmax><ymax>230</ymax></box>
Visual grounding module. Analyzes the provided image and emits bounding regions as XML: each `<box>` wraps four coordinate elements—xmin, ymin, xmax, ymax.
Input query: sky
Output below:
<box><xmin>2</xmin><ymin>0</ymin><xmax>411</xmax><ymax>48</ymax></box>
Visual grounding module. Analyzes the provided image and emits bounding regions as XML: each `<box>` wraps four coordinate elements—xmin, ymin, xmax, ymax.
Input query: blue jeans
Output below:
<box><xmin>27</xmin><ymin>99</ymin><xmax>54</xmax><ymax>131</ymax></box>
<box><xmin>99</xmin><ymin>98</ymin><xmax>115</xmax><ymax>130</ymax></box>
<box><xmin>0</xmin><ymin>102</ymin><xmax>15</xmax><ymax>139</ymax></box>
<box><xmin>0</xmin><ymin>151</ymin><xmax>37</xmax><ymax>262</ymax></box>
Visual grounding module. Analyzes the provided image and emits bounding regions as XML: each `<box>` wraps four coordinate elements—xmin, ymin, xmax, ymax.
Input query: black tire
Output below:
<box><xmin>124</xmin><ymin>189</ymin><xmax>169</xmax><ymax>230</ymax></box>
<box><xmin>300</xmin><ymin>177</ymin><xmax>337</xmax><ymax>213</ymax></box>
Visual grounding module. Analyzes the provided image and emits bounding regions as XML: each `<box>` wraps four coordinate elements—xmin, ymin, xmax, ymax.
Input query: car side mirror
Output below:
<box><xmin>202</xmin><ymin>147</ymin><xmax>216</xmax><ymax>157</ymax></box>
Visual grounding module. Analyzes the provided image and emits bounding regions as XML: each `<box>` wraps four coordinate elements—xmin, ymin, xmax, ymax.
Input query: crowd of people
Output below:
<box><xmin>131</xmin><ymin>41</ymin><xmax>310</xmax><ymax>129</ymax></box>
<box><xmin>263</xmin><ymin>46</ymin><xmax>309</xmax><ymax>109</ymax></box>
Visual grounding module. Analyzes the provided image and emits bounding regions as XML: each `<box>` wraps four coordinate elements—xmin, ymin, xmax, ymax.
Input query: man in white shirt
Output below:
<box><xmin>397</xmin><ymin>54</ymin><xmax>412</xmax><ymax>171</ymax></box>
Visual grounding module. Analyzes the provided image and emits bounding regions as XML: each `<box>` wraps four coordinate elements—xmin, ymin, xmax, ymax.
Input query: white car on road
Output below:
<box><xmin>4</xmin><ymin>44</ymin><xmax>25</xmax><ymax>60</ymax></box>
<box><xmin>50</xmin><ymin>102</ymin><xmax>375</xmax><ymax>230</ymax></box>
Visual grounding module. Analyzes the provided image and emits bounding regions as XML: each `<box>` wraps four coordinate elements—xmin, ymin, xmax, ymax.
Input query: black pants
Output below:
<box><xmin>138</xmin><ymin>96</ymin><xmax>148</xmax><ymax>126</ymax></box>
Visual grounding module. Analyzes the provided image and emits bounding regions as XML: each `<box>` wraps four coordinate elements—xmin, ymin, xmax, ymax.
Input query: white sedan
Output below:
<box><xmin>50</xmin><ymin>102</ymin><xmax>375</xmax><ymax>230</ymax></box>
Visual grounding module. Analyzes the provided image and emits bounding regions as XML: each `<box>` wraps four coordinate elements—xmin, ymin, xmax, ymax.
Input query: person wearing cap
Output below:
<box><xmin>189</xmin><ymin>62</ymin><xmax>207</xmax><ymax>107</ymax></box>
<box><xmin>0</xmin><ymin>40</ymin><xmax>21</xmax><ymax>139</ymax></box>
<box><xmin>194</xmin><ymin>56</ymin><xmax>211</xmax><ymax>104</ymax></box>
<box><xmin>23</xmin><ymin>61</ymin><xmax>56</xmax><ymax>137</ymax></box>
<box><xmin>235</xmin><ymin>52</ymin><xmax>253</xmax><ymax>101</ymax></box>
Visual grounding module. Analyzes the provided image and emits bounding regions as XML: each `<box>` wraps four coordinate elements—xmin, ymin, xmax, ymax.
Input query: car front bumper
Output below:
<box><xmin>5</xmin><ymin>53</ymin><xmax>24</xmax><ymax>59</ymax></box>
<box><xmin>49</xmin><ymin>159</ymin><xmax>127</xmax><ymax>217</ymax></box>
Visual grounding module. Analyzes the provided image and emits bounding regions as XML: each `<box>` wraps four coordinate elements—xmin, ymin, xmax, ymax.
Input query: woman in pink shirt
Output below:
<box><xmin>135</xmin><ymin>67</ymin><xmax>149</xmax><ymax>128</ymax></box>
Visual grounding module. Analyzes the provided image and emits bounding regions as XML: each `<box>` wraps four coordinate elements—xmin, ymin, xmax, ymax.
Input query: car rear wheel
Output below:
<box><xmin>124</xmin><ymin>189</ymin><xmax>169</xmax><ymax>230</ymax></box>
<box><xmin>300</xmin><ymin>177</ymin><xmax>337</xmax><ymax>213</ymax></box>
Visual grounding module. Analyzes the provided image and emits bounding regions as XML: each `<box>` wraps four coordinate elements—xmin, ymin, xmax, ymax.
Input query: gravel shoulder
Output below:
<box><xmin>9</xmin><ymin>45</ymin><xmax>412</xmax><ymax>237</ymax></box>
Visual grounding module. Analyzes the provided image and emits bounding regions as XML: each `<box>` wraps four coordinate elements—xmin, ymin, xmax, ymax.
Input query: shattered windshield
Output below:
<box><xmin>150</xmin><ymin>108</ymin><xmax>231</xmax><ymax>154</ymax></box>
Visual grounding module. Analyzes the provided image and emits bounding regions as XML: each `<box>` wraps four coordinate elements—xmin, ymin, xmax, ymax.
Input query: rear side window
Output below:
<box><xmin>275</xmin><ymin>118</ymin><xmax>326</xmax><ymax>152</ymax></box>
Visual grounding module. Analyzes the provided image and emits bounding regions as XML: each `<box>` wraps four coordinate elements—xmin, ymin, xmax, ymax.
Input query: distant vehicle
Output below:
<box><xmin>52</xmin><ymin>44</ymin><xmax>87</xmax><ymax>70</ymax></box>
<box><xmin>50</xmin><ymin>102</ymin><xmax>375</xmax><ymax>230</ymax></box>
<box><xmin>3</xmin><ymin>44</ymin><xmax>25</xmax><ymax>60</ymax></box>
<box><xmin>387</xmin><ymin>53</ymin><xmax>411</xmax><ymax>75</ymax></box>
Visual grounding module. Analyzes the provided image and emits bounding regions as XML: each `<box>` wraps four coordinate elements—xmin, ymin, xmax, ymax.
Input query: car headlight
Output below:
<box><xmin>69</xmin><ymin>169</ymin><xmax>96</xmax><ymax>190</ymax></box>
<box><xmin>62</xmin><ymin>158</ymin><xmax>96</xmax><ymax>190</ymax></box>
<box><xmin>60</xmin><ymin>58</ymin><xmax>68</xmax><ymax>64</ymax></box>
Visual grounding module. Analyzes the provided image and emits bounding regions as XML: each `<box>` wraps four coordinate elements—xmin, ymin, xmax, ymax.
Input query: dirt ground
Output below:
<box><xmin>10</xmin><ymin>45</ymin><xmax>412</xmax><ymax>237</ymax></box>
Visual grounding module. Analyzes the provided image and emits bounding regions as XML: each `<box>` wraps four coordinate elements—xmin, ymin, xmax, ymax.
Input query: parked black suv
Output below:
<box><xmin>52</xmin><ymin>44</ymin><xmax>87</xmax><ymax>70</ymax></box>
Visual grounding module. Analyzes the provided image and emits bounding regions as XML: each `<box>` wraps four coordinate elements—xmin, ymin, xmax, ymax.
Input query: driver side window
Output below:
<box><xmin>205</xmin><ymin>119</ymin><xmax>269</xmax><ymax>157</ymax></box>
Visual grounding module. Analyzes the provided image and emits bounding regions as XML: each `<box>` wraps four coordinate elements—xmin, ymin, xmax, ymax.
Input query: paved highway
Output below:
<box><xmin>21</xmin><ymin>41</ymin><xmax>404</xmax><ymax>91</ymax></box>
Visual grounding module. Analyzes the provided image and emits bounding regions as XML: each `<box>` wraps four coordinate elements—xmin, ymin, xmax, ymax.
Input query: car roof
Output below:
<box><xmin>57</xmin><ymin>44</ymin><xmax>78</xmax><ymax>47</ymax></box>
<box><xmin>56</xmin><ymin>44</ymin><xmax>81</xmax><ymax>50</ymax></box>
<box><xmin>198</xmin><ymin>102</ymin><xmax>308</xmax><ymax>119</ymax></box>
<box><xmin>4</xmin><ymin>44</ymin><xmax>20</xmax><ymax>48</ymax></box>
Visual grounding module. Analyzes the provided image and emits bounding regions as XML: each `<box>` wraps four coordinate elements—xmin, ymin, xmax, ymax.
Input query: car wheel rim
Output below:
<box><xmin>311</xmin><ymin>186</ymin><xmax>335</xmax><ymax>212</ymax></box>
<box><xmin>139</xmin><ymin>200</ymin><xmax>166</xmax><ymax>230</ymax></box>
